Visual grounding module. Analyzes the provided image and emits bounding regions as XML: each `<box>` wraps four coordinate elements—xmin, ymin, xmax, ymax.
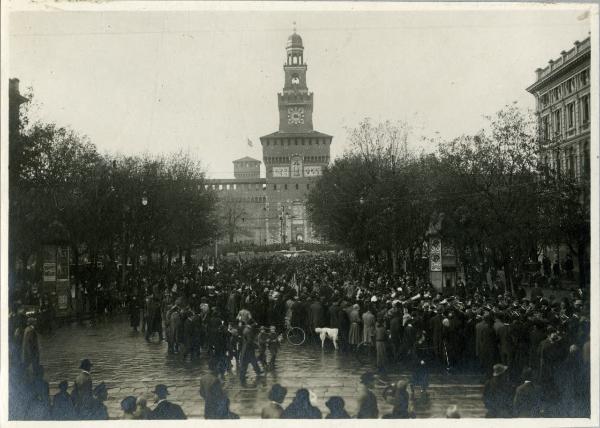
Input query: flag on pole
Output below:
<box><xmin>247</xmin><ymin>138</ymin><xmax>254</xmax><ymax>147</ymax></box>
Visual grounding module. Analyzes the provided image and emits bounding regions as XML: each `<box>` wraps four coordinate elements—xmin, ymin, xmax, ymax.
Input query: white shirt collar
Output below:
<box><xmin>81</xmin><ymin>370</ymin><xmax>90</xmax><ymax>375</ymax></box>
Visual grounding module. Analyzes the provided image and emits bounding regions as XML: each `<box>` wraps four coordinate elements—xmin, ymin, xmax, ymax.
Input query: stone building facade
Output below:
<box><xmin>526</xmin><ymin>36</ymin><xmax>591</xmax><ymax>179</ymax></box>
<box><xmin>526</xmin><ymin>35</ymin><xmax>591</xmax><ymax>282</ymax></box>
<box><xmin>207</xmin><ymin>30</ymin><xmax>332</xmax><ymax>245</ymax></box>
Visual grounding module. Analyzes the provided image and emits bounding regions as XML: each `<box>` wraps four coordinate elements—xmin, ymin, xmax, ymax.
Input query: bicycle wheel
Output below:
<box><xmin>287</xmin><ymin>327</ymin><xmax>306</xmax><ymax>346</ymax></box>
<box><xmin>355</xmin><ymin>341</ymin><xmax>372</xmax><ymax>365</ymax></box>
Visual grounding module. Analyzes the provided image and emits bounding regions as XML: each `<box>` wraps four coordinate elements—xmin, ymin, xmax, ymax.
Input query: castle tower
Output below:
<box><xmin>260</xmin><ymin>27</ymin><xmax>333</xmax><ymax>244</ymax></box>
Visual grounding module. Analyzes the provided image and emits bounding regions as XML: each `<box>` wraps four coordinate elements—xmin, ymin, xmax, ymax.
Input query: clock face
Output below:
<box><xmin>287</xmin><ymin>107</ymin><xmax>305</xmax><ymax>125</ymax></box>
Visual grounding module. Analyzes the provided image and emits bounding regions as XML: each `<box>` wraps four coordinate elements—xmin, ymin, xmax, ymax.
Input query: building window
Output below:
<box><xmin>568</xmin><ymin>148</ymin><xmax>575</xmax><ymax>178</ymax></box>
<box><xmin>541</xmin><ymin>115</ymin><xmax>549</xmax><ymax>140</ymax></box>
<box><xmin>553</xmin><ymin>109</ymin><xmax>561</xmax><ymax>136</ymax></box>
<box><xmin>567</xmin><ymin>103</ymin><xmax>575</xmax><ymax>129</ymax></box>
<box><xmin>581</xmin><ymin>95</ymin><xmax>590</xmax><ymax>123</ymax></box>
<box><xmin>583</xmin><ymin>141</ymin><xmax>590</xmax><ymax>177</ymax></box>
<box><xmin>581</xmin><ymin>69</ymin><xmax>589</xmax><ymax>86</ymax></box>
<box><xmin>273</xmin><ymin>184</ymin><xmax>277</xmax><ymax>190</ymax></box>
<box><xmin>540</xmin><ymin>93</ymin><xmax>549</xmax><ymax>108</ymax></box>
<box><xmin>295</xmin><ymin>183</ymin><xmax>299</xmax><ymax>190</ymax></box>
<box><xmin>307</xmin><ymin>183</ymin><xmax>310</xmax><ymax>190</ymax></box>
<box><xmin>552</xmin><ymin>86</ymin><xmax>562</xmax><ymax>102</ymax></box>
<box><xmin>565</xmin><ymin>78</ymin><xmax>575</xmax><ymax>94</ymax></box>
<box><xmin>284</xmin><ymin>184</ymin><xmax>288</xmax><ymax>190</ymax></box>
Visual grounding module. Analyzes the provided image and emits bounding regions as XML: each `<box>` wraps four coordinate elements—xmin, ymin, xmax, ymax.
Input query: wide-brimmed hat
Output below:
<box><xmin>153</xmin><ymin>384</ymin><xmax>170</xmax><ymax>397</ymax></box>
<box><xmin>492</xmin><ymin>364</ymin><xmax>508</xmax><ymax>377</ymax></box>
<box><xmin>79</xmin><ymin>359</ymin><xmax>92</xmax><ymax>371</ymax></box>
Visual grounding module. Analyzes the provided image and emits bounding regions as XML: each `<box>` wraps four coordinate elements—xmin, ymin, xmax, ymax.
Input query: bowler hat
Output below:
<box><xmin>268</xmin><ymin>383</ymin><xmax>287</xmax><ymax>403</ymax></box>
<box><xmin>325</xmin><ymin>396</ymin><xmax>345</xmax><ymax>410</ymax></box>
<box><xmin>121</xmin><ymin>395</ymin><xmax>137</xmax><ymax>413</ymax></box>
<box><xmin>79</xmin><ymin>359</ymin><xmax>92</xmax><ymax>371</ymax></box>
<box><xmin>153</xmin><ymin>384</ymin><xmax>170</xmax><ymax>397</ymax></box>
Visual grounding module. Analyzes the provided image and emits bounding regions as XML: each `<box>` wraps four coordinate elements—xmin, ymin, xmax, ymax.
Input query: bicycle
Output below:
<box><xmin>354</xmin><ymin>340</ymin><xmax>376</xmax><ymax>365</ymax></box>
<box><xmin>285</xmin><ymin>325</ymin><xmax>306</xmax><ymax>346</ymax></box>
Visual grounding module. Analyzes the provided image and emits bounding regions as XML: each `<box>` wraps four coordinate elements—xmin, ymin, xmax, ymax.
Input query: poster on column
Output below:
<box><xmin>430</xmin><ymin>238</ymin><xmax>442</xmax><ymax>272</ymax></box>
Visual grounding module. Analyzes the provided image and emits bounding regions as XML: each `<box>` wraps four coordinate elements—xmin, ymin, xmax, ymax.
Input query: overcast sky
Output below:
<box><xmin>9</xmin><ymin>6</ymin><xmax>591</xmax><ymax>177</ymax></box>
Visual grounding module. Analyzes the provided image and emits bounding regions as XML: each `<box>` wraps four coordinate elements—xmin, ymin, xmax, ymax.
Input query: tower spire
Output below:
<box><xmin>293</xmin><ymin>21</ymin><xmax>297</xmax><ymax>33</ymax></box>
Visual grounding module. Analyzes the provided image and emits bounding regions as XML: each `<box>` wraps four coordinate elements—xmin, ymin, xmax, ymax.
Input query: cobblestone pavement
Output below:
<box><xmin>38</xmin><ymin>317</ymin><xmax>486</xmax><ymax>419</ymax></box>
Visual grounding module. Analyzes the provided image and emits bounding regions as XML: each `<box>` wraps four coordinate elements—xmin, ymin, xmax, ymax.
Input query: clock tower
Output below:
<box><xmin>278</xmin><ymin>28</ymin><xmax>314</xmax><ymax>133</ymax></box>
<box><xmin>260</xmin><ymin>27</ymin><xmax>332</xmax><ymax>244</ymax></box>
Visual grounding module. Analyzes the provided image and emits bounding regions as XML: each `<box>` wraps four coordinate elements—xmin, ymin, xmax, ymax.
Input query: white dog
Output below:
<box><xmin>315</xmin><ymin>327</ymin><xmax>339</xmax><ymax>349</ymax></box>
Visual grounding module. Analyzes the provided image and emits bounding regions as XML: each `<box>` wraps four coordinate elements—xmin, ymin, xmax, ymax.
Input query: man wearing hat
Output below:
<box><xmin>483</xmin><ymin>364</ymin><xmax>512</xmax><ymax>418</ymax></box>
<box><xmin>87</xmin><ymin>382</ymin><xmax>109</xmax><ymax>420</ymax></box>
<box><xmin>356</xmin><ymin>372</ymin><xmax>379</xmax><ymax>418</ymax></box>
<box><xmin>72</xmin><ymin>359</ymin><xmax>93</xmax><ymax>416</ymax></box>
<box><xmin>261</xmin><ymin>383</ymin><xmax>288</xmax><ymax>418</ymax></box>
<box><xmin>149</xmin><ymin>384</ymin><xmax>187</xmax><ymax>419</ymax></box>
<box><xmin>21</xmin><ymin>316</ymin><xmax>40</xmax><ymax>374</ymax></box>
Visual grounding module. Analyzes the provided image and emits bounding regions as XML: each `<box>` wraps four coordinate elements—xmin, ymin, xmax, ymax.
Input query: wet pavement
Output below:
<box><xmin>38</xmin><ymin>317</ymin><xmax>486</xmax><ymax>419</ymax></box>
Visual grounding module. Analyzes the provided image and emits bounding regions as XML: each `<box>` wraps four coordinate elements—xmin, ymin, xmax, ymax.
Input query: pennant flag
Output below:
<box><xmin>247</xmin><ymin>138</ymin><xmax>254</xmax><ymax>147</ymax></box>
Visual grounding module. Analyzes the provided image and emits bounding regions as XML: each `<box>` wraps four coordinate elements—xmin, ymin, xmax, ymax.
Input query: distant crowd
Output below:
<box><xmin>8</xmin><ymin>254</ymin><xmax>591</xmax><ymax>419</ymax></box>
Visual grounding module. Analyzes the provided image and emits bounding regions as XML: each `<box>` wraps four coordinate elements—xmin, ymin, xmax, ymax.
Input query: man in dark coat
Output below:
<box><xmin>337</xmin><ymin>302</ymin><xmax>351</xmax><ymax>353</ymax></box>
<box><xmin>389</xmin><ymin>309</ymin><xmax>403</xmax><ymax>361</ymax></box>
<box><xmin>356</xmin><ymin>372</ymin><xmax>379</xmax><ymax>418</ymax></box>
<box><xmin>149</xmin><ymin>384</ymin><xmax>187</xmax><ymax>420</ymax></box>
<box><xmin>127</xmin><ymin>293</ymin><xmax>141</xmax><ymax>332</ymax></box>
<box><xmin>513</xmin><ymin>368</ymin><xmax>541</xmax><ymax>417</ymax></box>
<box><xmin>496</xmin><ymin>314</ymin><xmax>514</xmax><ymax>367</ymax></box>
<box><xmin>72</xmin><ymin>359</ymin><xmax>93</xmax><ymax>416</ymax></box>
<box><xmin>145</xmin><ymin>296</ymin><xmax>163</xmax><ymax>342</ymax></box>
<box><xmin>281</xmin><ymin>388</ymin><xmax>322</xmax><ymax>419</ymax></box>
<box><xmin>429</xmin><ymin>309</ymin><xmax>443</xmax><ymax>361</ymax></box>
<box><xmin>239</xmin><ymin>321</ymin><xmax>262</xmax><ymax>383</ymax></box>
<box><xmin>21</xmin><ymin>317</ymin><xmax>40</xmax><ymax>373</ymax></box>
<box><xmin>483</xmin><ymin>364</ymin><xmax>512</xmax><ymax>418</ymax></box>
<box><xmin>52</xmin><ymin>380</ymin><xmax>75</xmax><ymax>420</ymax></box>
<box><xmin>84</xmin><ymin>382</ymin><xmax>109</xmax><ymax>420</ymax></box>
<box><xmin>477</xmin><ymin>316</ymin><xmax>497</xmax><ymax>377</ymax></box>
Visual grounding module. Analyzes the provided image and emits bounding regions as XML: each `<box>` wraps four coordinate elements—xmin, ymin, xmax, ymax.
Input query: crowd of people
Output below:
<box><xmin>8</xmin><ymin>253</ymin><xmax>591</xmax><ymax>419</ymax></box>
